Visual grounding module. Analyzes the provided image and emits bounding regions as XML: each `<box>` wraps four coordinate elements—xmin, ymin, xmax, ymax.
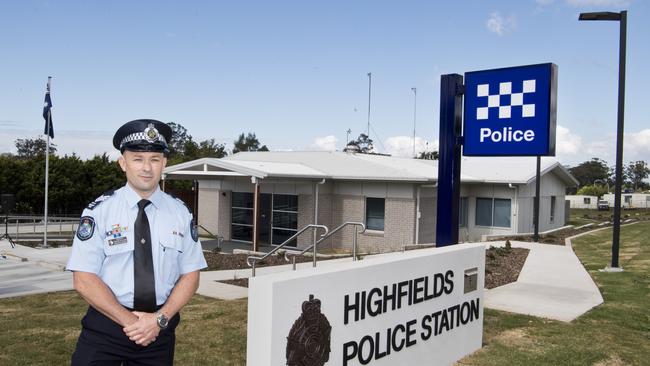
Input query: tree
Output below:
<box><xmin>196</xmin><ymin>139</ymin><xmax>228</xmax><ymax>159</ymax></box>
<box><xmin>416</xmin><ymin>150</ymin><xmax>439</xmax><ymax>160</ymax></box>
<box><xmin>568</xmin><ymin>158</ymin><xmax>611</xmax><ymax>189</ymax></box>
<box><xmin>167</xmin><ymin>122</ymin><xmax>192</xmax><ymax>158</ymax></box>
<box><xmin>576</xmin><ymin>184</ymin><xmax>608</xmax><ymax>198</ymax></box>
<box><xmin>346</xmin><ymin>133</ymin><xmax>374</xmax><ymax>154</ymax></box>
<box><xmin>15</xmin><ymin>138</ymin><xmax>57</xmax><ymax>159</ymax></box>
<box><xmin>232</xmin><ymin>132</ymin><xmax>268</xmax><ymax>153</ymax></box>
<box><xmin>625</xmin><ymin>160</ymin><xmax>650</xmax><ymax>191</ymax></box>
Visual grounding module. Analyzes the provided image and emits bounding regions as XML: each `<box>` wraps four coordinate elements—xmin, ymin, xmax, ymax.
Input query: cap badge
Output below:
<box><xmin>144</xmin><ymin>123</ymin><xmax>159</xmax><ymax>143</ymax></box>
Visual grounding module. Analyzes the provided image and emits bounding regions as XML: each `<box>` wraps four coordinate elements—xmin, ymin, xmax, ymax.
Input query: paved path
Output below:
<box><xmin>0</xmin><ymin>259</ymin><xmax>72</xmax><ymax>298</ymax></box>
<box><xmin>1</xmin><ymin>240</ymin><xmax>73</xmax><ymax>298</ymax></box>
<box><xmin>484</xmin><ymin>240</ymin><xmax>603</xmax><ymax>322</ymax></box>
<box><xmin>1</xmin><ymin>238</ymin><xmax>605</xmax><ymax>323</ymax></box>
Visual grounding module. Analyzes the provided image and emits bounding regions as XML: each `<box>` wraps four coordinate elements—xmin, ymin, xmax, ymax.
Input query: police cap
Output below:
<box><xmin>113</xmin><ymin>119</ymin><xmax>172</xmax><ymax>155</ymax></box>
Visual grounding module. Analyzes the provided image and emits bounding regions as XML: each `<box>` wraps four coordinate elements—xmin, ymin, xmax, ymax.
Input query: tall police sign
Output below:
<box><xmin>436</xmin><ymin>63</ymin><xmax>558</xmax><ymax>247</ymax></box>
<box><xmin>463</xmin><ymin>63</ymin><xmax>557</xmax><ymax>156</ymax></box>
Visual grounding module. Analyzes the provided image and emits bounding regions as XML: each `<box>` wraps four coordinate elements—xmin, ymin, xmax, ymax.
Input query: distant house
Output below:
<box><xmin>567</xmin><ymin>195</ymin><xmax>598</xmax><ymax>209</ymax></box>
<box><xmin>163</xmin><ymin>151</ymin><xmax>578</xmax><ymax>253</ymax></box>
<box><xmin>603</xmin><ymin>193</ymin><xmax>650</xmax><ymax>209</ymax></box>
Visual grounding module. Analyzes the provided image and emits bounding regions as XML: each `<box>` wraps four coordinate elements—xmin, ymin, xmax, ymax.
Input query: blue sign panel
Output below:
<box><xmin>463</xmin><ymin>63</ymin><xmax>557</xmax><ymax>156</ymax></box>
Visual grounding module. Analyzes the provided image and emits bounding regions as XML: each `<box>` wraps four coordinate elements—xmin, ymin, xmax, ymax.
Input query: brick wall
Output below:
<box><xmin>297</xmin><ymin>193</ymin><xmax>333</xmax><ymax>248</ymax></box>
<box><xmin>328</xmin><ymin>195</ymin><xmax>416</xmax><ymax>253</ymax></box>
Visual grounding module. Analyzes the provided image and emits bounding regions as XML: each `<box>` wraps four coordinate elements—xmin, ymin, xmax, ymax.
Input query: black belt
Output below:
<box><xmin>123</xmin><ymin>304</ymin><xmax>164</xmax><ymax>312</ymax></box>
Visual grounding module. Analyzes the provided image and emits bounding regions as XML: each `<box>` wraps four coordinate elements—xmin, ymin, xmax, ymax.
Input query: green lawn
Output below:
<box><xmin>458</xmin><ymin>221</ymin><xmax>650</xmax><ymax>366</ymax></box>
<box><xmin>2</xmin><ymin>222</ymin><xmax>649</xmax><ymax>365</ymax></box>
<box><xmin>569</xmin><ymin>207</ymin><xmax>650</xmax><ymax>226</ymax></box>
<box><xmin>0</xmin><ymin>293</ymin><xmax>246</xmax><ymax>366</ymax></box>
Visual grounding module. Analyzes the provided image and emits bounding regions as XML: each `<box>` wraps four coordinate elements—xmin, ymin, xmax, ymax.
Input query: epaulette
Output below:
<box><xmin>87</xmin><ymin>189</ymin><xmax>116</xmax><ymax>210</ymax></box>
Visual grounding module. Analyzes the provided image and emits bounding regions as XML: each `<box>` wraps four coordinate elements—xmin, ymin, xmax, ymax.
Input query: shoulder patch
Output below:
<box><xmin>76</xmin><ymin>216</ymin><xmax>95</xmax><ymax>241</ymax></box>
<box><xmin>190</xmin><ymin>218</ymin><xmax>199</xmax><ymax>242</ymax></box>
<box><xmin>87</xmin><ymin>189</ymin><xmax>116</xmax><ymax>210</ymax></box>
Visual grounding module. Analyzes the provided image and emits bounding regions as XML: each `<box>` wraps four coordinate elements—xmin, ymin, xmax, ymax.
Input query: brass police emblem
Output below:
<box><xmin>144</xmin><ymin>123</ymin><xmax>159</xmax><ymax>143</ymax></box>
<box><xmin>286</xmin><ymin>294</ymin><xmax>331</xmax><ymax>366</ymax></box>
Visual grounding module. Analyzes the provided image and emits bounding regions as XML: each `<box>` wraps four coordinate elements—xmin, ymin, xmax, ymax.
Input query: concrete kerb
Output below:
<box><xmin>564</xmin><ymin>221</ymin><xmax>639</xmax><ymax>249</ymax></box>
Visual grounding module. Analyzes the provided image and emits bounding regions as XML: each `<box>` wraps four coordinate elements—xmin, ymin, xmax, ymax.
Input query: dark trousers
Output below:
<box><xmin>71</xmin><ymin>306</ymin><xmax>180</xmax><ymax>366</ymax></box>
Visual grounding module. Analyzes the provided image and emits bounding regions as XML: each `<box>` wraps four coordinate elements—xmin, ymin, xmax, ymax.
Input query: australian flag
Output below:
<box><xmin>43</xmin><ymin>77</ymin><xmax>54</xmax><ymax>139</ymax></box>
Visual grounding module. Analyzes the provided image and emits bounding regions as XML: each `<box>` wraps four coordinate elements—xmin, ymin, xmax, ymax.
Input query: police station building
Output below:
<box><xmin>163</xmin><ymin>151</ymin><xmax>577</xmax><ymax>252</ymax></box>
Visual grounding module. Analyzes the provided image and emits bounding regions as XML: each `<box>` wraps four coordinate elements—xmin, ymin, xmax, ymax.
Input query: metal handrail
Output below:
<box><xmin>197</xmin><ymin>224</ymin><xmax>223</xmax><ymax>250</ymax></box>
<box><xmin>247</xmin><ymin>224</ymin><xmax>329</xmax><ymax>277</ymax></box>
<box><xmin>285</xmin><ymin>221</ymin><xmax>366</xmax><ymax>270</ymax></box>
<box><xmin>2</xmin><ymin>215</ymin><xmax>79</xmax><ymax>242</ymax></box>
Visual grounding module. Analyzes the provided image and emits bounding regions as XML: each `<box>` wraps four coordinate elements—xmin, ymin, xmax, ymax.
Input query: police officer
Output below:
<box><xmin>67</xmin><ymin>119</ymin><xmax>207</xmax><ymax>365</ymax></box>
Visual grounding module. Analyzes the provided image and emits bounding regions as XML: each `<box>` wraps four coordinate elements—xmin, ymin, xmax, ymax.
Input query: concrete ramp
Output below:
<box><xmin>484</xmin><ymin>241</ymin><xmax>603</xmax><ymax>322</ymax></box>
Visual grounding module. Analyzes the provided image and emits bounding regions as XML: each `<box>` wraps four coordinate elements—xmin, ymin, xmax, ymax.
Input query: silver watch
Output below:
<box><xmin>156</xmin><ymin>311</ymin><xmax>169</xmax><ymax>330</ymax></box>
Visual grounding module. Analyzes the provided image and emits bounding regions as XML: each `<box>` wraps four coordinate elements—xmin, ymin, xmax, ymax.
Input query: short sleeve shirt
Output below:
<box><xmin>66</xmin><ymin>183</ymin><xmax>207</xmax><ymax>308</ymax></box>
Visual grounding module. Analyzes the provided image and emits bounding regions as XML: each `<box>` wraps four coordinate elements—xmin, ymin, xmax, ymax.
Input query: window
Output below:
<box><xmin>550</xmin><ymin>196</ymin><xmax>556</xmax><ymax>223</ymax></box>
<box><xmin>272</xmin><ymin>194</ymin><xmax>298</xmax><ymax>246</ymax></box>
<box><xmin>493</xmin><ymin>199</ymin><xmax>511</xmax><ymax>228</ymax></box>
<box><xmin>625</xmin><ymin>195</ymin><xmax>632</xmax><ymax>204</ymax></box>
<box><xmin>231</xmin><ymin>192</ymin><xmax>299</xmax><ymax>245</ymax></box>
<box><xmin>231</xmin><ymin>192</ymin><xmax>254</xmax><ymax>241</ymax></box>
<box><xmin>365</xmin><ymin>197</ymin><xmax>385</xmax><ymax>231</ymax></box>
<box><xmin>459</xmin><ymin>197</ymin><xmax>468</xmax><ymax>227</ymax></box>
<box><xmin>475</xmin><ymin>197</ymin><xmax>511</xmax><ymax>228</ymax></box>
<box><xmin>584</xmin><ymin>197</ymin><xmax>591</xmax><ymax>205</ymax></box>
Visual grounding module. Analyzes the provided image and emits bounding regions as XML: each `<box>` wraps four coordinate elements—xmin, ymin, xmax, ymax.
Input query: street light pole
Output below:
<box><xmin>579</xmin><ymin>10</ymin><xmax>627</xmax><ymax>270</ymax></box>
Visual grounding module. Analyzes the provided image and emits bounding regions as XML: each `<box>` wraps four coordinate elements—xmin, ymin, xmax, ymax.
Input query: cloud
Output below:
<box><xmin>486</xmin><ymin>12</ymin><xmax>516</xmax><ymax>36</ymax></box>
<box><xmin>565</xmin><ymin>0</ymin><xmax>630</xmax><ymax>7</ymax></box>
<box><xmin>308</xmin><ymin>135</ymin><xmax>338</xmax><ymax>151</ymax></box>
<box><xmin>552</xmin><ymin>125</ymin><xmax>650</xmax><ymax>166</ymax></box>
<box><xmin>556</xmin><ymin>125</ymin><xmax>584</xmax><ymax>155</ymax></box>
<box><xmin>383</xmin><ymin>136</ymin><xmax>438</xmax><ymax>158</ymax></box>
<box><xmin>624</xmin><ymin>129</ymin><xmax>650</xmax><ymax>160</ymax></box>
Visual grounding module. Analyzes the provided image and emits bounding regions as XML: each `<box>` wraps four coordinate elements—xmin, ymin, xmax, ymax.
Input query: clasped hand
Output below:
<box><xmin>123</xmin><ymin>311</ymin><xmax>160</xmax><ymax>347</ymax></box>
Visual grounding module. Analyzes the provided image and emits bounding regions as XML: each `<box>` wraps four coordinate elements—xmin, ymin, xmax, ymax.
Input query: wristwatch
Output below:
<box><xmin>156</xmin><ymin>311</ymin><xmax>169</xmax><ymax>330</ymax></box>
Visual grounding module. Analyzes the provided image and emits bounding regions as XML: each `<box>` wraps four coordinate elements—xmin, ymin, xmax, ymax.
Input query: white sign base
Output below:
<box><xmin>247</xmin><ymin>244</ymin><xmax>485</xmax><ymax>366</ymax></box>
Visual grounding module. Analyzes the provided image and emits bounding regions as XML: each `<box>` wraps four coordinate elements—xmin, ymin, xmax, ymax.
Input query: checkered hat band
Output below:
<box><xmin>120</xmin><ymin>132</ymin><xmax>167</xmax><ymax>148</ymax></box>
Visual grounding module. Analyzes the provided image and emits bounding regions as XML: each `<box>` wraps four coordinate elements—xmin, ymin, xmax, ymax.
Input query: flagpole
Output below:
<box><xmin>43</xmin><ymin>77</ymin><xmax>52</xmax><ymax>248</ymax></box>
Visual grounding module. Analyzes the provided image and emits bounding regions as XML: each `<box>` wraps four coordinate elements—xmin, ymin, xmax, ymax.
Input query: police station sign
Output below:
<box><xmin>247</xmin><ymin>244</ymin><xmax>485</xmax><ymax>366</ymax></box>
<box><xmin>463</xmin><ymin>63</ymin><xmax>558</xmax><ymax>156</ymax></box>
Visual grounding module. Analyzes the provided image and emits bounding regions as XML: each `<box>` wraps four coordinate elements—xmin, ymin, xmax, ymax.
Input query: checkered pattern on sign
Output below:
<box><xmin>476</xmin><ymin>80</ymin><xmax>536</xmax><ymax>120</ymax></box>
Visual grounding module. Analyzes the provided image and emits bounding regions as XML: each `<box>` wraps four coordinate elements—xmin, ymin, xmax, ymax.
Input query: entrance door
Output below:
<box><xmin>258</xmin><ymin>194</ymin><xmax>272</xmax><ymax>244</ymax></box>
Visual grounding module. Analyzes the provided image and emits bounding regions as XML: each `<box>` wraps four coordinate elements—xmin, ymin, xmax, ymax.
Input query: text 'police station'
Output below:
<box><xmin>341</xmin><ymin>270</ymin><xmax>481</xmax><ymax>365</ymax></box>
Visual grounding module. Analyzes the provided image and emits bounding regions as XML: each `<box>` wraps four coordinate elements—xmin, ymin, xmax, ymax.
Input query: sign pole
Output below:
<box><xmin>436</xmin><ymin>74</ymin><xmax>463</xmax><ymax>247</ymax></box>
<box><xmin>611</xmin><ymin>11</ymin><xmax>627</xmax><ymax>269</ymax></box>
<box><xmin>533</xmin><ymin>156</ymin><xmax>541</xmax><ymax>242</ymax></box>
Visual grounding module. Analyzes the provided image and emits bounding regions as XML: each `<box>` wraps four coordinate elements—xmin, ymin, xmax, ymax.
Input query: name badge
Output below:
<box><xmin>109</xmin><ymin>237</ymin><xmax>128</xmax><ymax>246</ymax></box>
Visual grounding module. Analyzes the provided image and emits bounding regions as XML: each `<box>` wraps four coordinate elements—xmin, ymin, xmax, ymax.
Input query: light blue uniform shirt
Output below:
<box><xmin>67</xmin><ymin>183</ymin><xmax>207</xmax><ymax>309</ymax></box>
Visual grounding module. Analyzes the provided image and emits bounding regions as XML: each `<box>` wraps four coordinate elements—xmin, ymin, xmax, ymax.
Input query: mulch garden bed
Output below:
<box><xmin>203</xmin><ymin>252</ymin><xmax>327</xmax><ymax>271</ymax></box>
<box><xmin>213</xmin><ymin>246</ymin><xmax>531</xmax><ymax>290</ymax></box>
<box><xmin>484</xmin><ymin>246</ymin><xmax>529</xmax><ymax>289</ymax></box>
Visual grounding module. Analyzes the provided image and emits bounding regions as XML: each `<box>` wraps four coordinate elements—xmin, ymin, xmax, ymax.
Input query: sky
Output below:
<box><xmin>1</xmin><ymin>0</ymin><xmax>648</xmax><ymax>167</ymax></box>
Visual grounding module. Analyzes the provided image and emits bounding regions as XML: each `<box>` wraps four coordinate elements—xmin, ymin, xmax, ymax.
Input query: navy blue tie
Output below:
<box><xmin>134</xmin><ymin>199</ymin><xmax>156</xmax><ymax>312</ymax></box>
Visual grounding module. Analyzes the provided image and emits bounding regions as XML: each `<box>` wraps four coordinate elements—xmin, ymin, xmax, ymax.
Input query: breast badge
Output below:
<box><xmin>106</xmin><ymin>224</ymin><xmax>128</xmax><ymax>246</ymax></box>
